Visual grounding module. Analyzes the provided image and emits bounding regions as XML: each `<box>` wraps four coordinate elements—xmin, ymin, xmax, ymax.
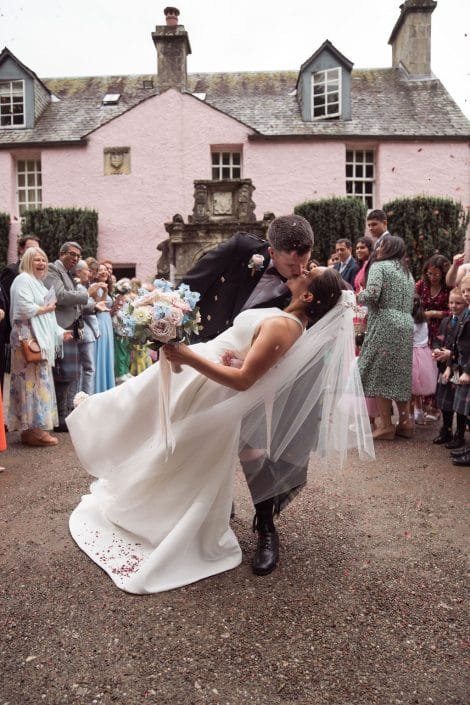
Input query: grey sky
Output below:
<box><xmin>1</xmin><ymin>0</ymin><xmax>469</xmax><ymax>117</ymax></box>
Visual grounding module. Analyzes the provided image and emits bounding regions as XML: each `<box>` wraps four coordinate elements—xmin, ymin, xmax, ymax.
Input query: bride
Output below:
<box><xmin>68</xmin><ymin>267</ymin><xmax>373</xmax><ymax>594</ymax></box>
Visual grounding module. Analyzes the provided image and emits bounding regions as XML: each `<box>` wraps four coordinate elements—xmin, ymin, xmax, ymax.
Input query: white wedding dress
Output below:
<box><xmin>68</xmin><ymin>308</ymin><xmax>304</xmax><ymax>594</ymax></box>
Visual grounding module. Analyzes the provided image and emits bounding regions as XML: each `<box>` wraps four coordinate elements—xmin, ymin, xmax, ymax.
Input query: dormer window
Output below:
<box><xmin>296</xmin><ymin>40</ymin><xmax>353</xmax><ymax>123</ymax></box>
<box><xmin>0</xmin><ymin>79</ymin><xmax>25</xmax><ymax>127</ymax></box>
<box><xmin>312</xmin><ymin>68</ymin><xmax>341</xmax><ymax>119</ymax></box>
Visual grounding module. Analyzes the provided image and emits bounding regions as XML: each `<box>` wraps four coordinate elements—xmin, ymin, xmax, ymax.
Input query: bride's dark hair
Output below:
<box><xmin>306</xmin><ymin>268</ymin><xmax>346</xmax><ymax>323</ymax></box>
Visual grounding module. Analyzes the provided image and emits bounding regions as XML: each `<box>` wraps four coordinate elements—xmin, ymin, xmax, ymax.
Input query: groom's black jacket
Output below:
<box><xmin>182</xmin><ymin>232</ymin><xmax>291</xmax><ymax>342</ymax></box>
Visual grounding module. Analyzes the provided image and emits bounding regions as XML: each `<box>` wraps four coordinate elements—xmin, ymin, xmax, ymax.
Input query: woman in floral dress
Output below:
<box><xmin>358</xmin><ymin>236</ymin><xmax>415</xmax><ymax>440</ymax></box>
<box><xmin>8</xmin><ymin>247</ymin><xmax>72</xmax><ymax>446</ymax></box>
<box><xmin>415</xmin><ymin>254</ymin><xmax>451</xmax><ymax>344</ymax></box>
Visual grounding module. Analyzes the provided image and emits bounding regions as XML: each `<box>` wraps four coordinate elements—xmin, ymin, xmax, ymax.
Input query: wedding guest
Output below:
<box><xmin>86</xmin><ymin>257</ymin><xmax>99</xmax><ymax>279</ymax></box>
<box><xmin>0</xmin><ymin>234</ymin><xmax>40</xmax><ymax>389</ymax></box>
<box><xmin>67</xmin><ymin>267</ymin><xmax>372</xmax><ymax>593</ymax></box>
<box><xmin>366</xmin><ymin>209</ymin><xmax>390</xmax><ymax>250</ymax></box>
<box><xmin>44</xmin><ymin>242</ymin><xmax>104</xmax><ymax>431</ymax></box>
<box><xmin>353</xmin><ymin>235</ymin><xmax>374</xmax><ymax>293</ymax></box>
<box><xmin>333</xmin><ymin>238</ymin><xmax>359</xmax><ymax>286</ymax></box>
<box><xmin>415</xmin><ymin>254</ymin><xmax>451</xmax><ymax>419</ymax></box>
<box><xmin>327</xmin><ymin>253</ymin><xmax>340</xmax><ymax>267</ymax></box>
<box><xmin>111</xmin><ymin>278</ymin><xmax>133</xmax><ymax>384</ymax></box>
<box><xmin>0</xmin><ymin>306</ymin><xmax>6</xmax><ymax>469</ymax></box>
<box><xmin>411</xmin><ymin>295</ymin><xmax>438</xmax><ymax>424</ymax></box>
<box><xmin>352</xmin><ymin>235</ymin><xmax>378</xmax><ymax>425</ymax></box>
<box><xmin>442</xmin><ymin>276</ymin><xmax>470</xmax><ymax>466</ymax></box>
<box><xmin>90</xmin><ymin>263</ymin><xmax>115</xmax><ymax>393</ymax></box>
<box><xmin>415</xmin><ymin>254</ymin><xmax>451</xmax><ymax>344</ymax></box>
<box><xmin>363</xmin><ymin>210</ymin><xmax>392</xmax><ymax>282</ymax></box>
<box><xmin>445</xmin><ymin>253</ymin><xmax>470</xmax><ymax>289</ymax></box>
<box><xmin>182</xmin><ymin>215</ymin><xmax>314</xmax><ymax>575</ymax></box>
<box><xmin>358</xmin><ymin>236</ymin><xmax>415</xmax><ymax>440</ymax></box>
<box><xmin>102</xmin><ymin>260</ymin><xmax>113</xmax><ymax>278</ymax></box>
<box><xmin>74</xmin><ymin>260</ymin><xmax>100</xmax><ymax>396</ymax></box>
<box><xmin>129</xmin><ymin>279</ymin><xmax>154</xmax><ymax>376</ymax></box>
<box><xmin>432</xmin><ymin>287</ymin><xmax>467</xmax><ymax>447</ymax></box>
<box><xmin>8</xmin><ymin>247</ymin><xmax>72</xmax><ymax>446</ymax></box>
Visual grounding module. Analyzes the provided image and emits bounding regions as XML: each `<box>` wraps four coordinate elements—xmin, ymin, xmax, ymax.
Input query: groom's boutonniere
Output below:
<box><xmin>248</xmin><ymin>254</ymin><xmax>265</xmax><ymax>277</ymax></box>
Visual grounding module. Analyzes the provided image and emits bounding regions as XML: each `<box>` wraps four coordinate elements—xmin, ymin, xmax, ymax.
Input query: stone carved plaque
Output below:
<box><xmin>104</xmin><ymin>147</ymin><xmax>131</xmax><ymax>175</ymax></box>
<box><xmin>212</xmin><ymin>191</ymin><xmax>233</xmax><ymax>215</ymax></box>
<box><xmin>192</xmin><ymin>179</ymin><xmax>256</xmax><ymax>223</ymax></box>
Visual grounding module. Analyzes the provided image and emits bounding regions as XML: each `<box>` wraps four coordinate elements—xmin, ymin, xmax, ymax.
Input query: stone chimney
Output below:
<box><xmin>152</xmin><ymin>7</ymin><xmax>192</xmax><ymax>92</ymax></box>
<box><xmin>388</xmin><ymin>0</ymin><xmax>437</xmax><ymax>77</ymax></box>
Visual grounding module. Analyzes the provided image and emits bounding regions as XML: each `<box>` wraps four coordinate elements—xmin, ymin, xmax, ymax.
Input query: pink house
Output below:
<box><xmin>0</xmin><ymin>0</ymin><xmax>468</xmax><ymax>278</ymax></box>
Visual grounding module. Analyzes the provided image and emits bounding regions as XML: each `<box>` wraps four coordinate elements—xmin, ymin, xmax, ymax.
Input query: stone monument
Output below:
<box><xmin>157</xmin><ymin>179</ymin><xmax>274</xmax><ymax>283</ymax></box>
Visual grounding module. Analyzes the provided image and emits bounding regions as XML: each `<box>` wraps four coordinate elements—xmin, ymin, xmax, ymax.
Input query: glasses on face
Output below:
<box><xmin>68</xmin><ymin>252</ymin><xmax>80</xmax><ymax>259</ymax></box>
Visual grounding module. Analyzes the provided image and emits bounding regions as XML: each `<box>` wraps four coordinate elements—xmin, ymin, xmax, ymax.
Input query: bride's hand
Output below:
<box><xmin>162</xmin><ymin>342</ymin><xmax>193</xmax><ymax>367</ymax></box>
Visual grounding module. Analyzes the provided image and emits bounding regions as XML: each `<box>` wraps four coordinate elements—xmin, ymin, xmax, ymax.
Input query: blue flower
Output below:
<box><xmin>154</xmin><ymin>278</ymin><xmax>173</xmax><ymax>292</ymax></box>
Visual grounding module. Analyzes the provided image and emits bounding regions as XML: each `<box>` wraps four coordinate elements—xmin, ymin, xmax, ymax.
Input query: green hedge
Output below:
<box><xmin>294</xmin><ymin>197</ymin><xmax>367</xmax><ymax>264</ymax></box>
<box><xmin>383</xmin><ymin>196</ymin><xmax>468</xmax><ymax>280</ymax></box>
<box><xmin>22</xmin><ymin>207</ymin><xmax>98</xmax><ymax>261</ymax></box>
<box><xmin>0</xmin><ymin>212</ymin><xmax>10</xmax><ymax>270</ymax></box>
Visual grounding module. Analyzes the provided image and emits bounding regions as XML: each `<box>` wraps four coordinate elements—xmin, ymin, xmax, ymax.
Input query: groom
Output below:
<box><xmin>182</xmin><ymin>214</ymin><xmax>314</xmax><ymax>575</ymax></box>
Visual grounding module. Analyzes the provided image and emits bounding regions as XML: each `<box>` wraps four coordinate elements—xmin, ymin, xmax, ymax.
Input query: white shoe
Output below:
<box><xmin>414</xmin><ymin>410</ymin><xmax>426</xmax><ymax>425</ymax></box>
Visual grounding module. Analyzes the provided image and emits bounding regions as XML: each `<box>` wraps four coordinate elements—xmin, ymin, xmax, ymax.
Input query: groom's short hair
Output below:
<box><xmin>268</xmin><ymin>215</ymin><xmax>314</xmax><ymax>255</ymax></box>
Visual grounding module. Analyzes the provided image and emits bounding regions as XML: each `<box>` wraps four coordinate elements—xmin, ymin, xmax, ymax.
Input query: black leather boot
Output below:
<box><xmin>452</xmin><ymin>448</ymin><xmax>470</xmax><ymax>466</ymax></box>
<box><xmin>433</xmin><ymin>428</ymin><xmax>452</xmax><ymax>445</ymax></box>
<box><xmin>450</xmin><ymin>446</ymin><xmax>469</xmax><ymax>458</ymax></box>
<box><xmin>252</xmin><ymin>499</ymin><xmax>279</xmax><ymax>576</ymax></box>
<box><xmin>445</xmin><ymin>433</ymin><xmax>466</xmax><ymax>449</ymax></box>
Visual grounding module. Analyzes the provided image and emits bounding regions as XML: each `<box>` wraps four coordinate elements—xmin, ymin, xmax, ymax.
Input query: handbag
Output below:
<box><xmin>20</xmin><ymin>338</ymin><xmax>43</xmax><ymax>364</ymax></box>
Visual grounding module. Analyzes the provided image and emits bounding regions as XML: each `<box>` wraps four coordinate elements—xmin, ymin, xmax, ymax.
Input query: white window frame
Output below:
<box><xmin>211</xmin><ymin>150</ymin><xmax>242</xmax><ymax>180</ymax></box>
<box><xmin>312</xmin><ymin>67</ymin><xmax>341</xmax><ymax>120</ymax></box>
<box><xmin>17</xmin><ymin>158</ymin><xmax>42</xmax><ymax>216</ymax></box>
<box><xmin>345</xmin><ymin>149</ymin><xmax>375</xmax><ymax>209</ymax></box>
<box><xmin>0</xmin><ymin>79</ymin><xmax>25</xmax><ymax>128</ymax></box>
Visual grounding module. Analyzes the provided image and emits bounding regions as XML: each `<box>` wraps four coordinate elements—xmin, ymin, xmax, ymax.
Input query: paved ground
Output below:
<box><xmin>0</xmin><ymin>421</ymin><xmax>468</xmax><ymax>705</ymax></box>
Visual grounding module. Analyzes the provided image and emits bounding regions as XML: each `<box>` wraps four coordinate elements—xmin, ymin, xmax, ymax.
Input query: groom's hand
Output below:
<box><xmin>221</xmin><ymin>350</ymin><xmax>243</xmax><ymax>368</ymax></box>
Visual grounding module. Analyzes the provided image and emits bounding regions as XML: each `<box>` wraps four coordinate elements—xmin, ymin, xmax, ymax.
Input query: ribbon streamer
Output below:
<box><xmin>157</xmin><ymin>348</ymin><xmax>176</xmax><ymax>455</ymax></box>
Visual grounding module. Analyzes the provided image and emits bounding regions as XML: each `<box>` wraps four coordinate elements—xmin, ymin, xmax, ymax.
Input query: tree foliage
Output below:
<box><xmin>22</xmin><ymin>208</ymin><xmax>98</xmax><ymax>261</ymax></box>
<box><xmin>383</xmin><ymin>196</ymin><xmax>468</xmax><ymax>279</ymax></box>
<box><xmin>294</xmin><ymin>197</ymin><xmax>367</xmax><ymax>264</ymax></box>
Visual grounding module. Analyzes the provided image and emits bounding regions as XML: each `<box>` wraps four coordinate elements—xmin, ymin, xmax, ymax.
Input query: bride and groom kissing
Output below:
<box><xmin>68</xmin><ymin>215</ymin><xmax>373</xmax><ymax>594</ymax></box>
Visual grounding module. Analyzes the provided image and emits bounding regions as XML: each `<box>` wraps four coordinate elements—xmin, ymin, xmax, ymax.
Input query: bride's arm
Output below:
<box><xmin>163</xmin><ymin>317</ymin><xmax>301</xmax><ymax>391</ymax></box>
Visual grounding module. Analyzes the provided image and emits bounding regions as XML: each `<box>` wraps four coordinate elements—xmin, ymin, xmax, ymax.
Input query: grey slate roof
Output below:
<box><xmin>0</xmin><ymin>66</ymin><xmax>468</xmax><ymax>146</ymax></box>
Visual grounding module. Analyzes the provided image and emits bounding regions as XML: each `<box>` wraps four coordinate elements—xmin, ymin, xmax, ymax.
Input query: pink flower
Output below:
<box><xmin>167</xmin><ymin>307</ymin><xmax>184</xmax><ymax>326</ymax></box>
<box><xmin>149</xmin><ymin>319</ymin><xmax>177</xmax><ymax>343</ymax></box>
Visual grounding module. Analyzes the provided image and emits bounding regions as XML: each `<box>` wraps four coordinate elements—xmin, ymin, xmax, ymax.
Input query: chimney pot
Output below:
<box><xmin>164</xmin><ymin>6</ymin><xmax>180</xmax><ymax>27</ymax></box>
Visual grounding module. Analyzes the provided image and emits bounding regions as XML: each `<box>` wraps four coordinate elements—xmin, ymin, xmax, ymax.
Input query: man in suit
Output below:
<box><xmin>334</xmin><ymin>238</ymin><xmax>359</xmax><ymax>286</ymax></box>
<box><xmin>363</xmin><ymin>209</ymin><xmax>392</xmax><ymax>282</ymax></box>
<box><xmin>182</xmin><ymin>214</ymin><xmax>314</xmax><ymax>575</ymax></box>
<box><xmin>366</xmin><ymin>209</ymin><xmax>390</xmax><ymax>250</ymax></box>
<box><xmin>44</xmin><ymin>241</ymin><xmax>105</xmax><ymax>430</ymax></box>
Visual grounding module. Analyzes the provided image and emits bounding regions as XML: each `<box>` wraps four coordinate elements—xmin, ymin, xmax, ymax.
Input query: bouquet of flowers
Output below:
<box><xmin>113</xmin><ymin>279</ymin><xmax>202</xmax><ymax>349</ymax></box>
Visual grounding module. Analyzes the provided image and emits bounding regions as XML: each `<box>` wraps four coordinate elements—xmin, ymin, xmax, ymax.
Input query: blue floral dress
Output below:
<box><xmin>8</xmin><ymin>321</ymin><xmax>58</xmax><ymax>431</ymax></box>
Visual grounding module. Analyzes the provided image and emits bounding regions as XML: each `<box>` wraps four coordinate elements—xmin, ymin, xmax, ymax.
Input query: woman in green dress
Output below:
<box><xmin>357</xmin><ymin>236</ymin><xmax>415</xmax><ymax>440</ymax></box>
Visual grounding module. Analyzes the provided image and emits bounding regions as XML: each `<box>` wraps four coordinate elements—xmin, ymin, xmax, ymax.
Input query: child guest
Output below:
<box><xmin>443</xmin><ymin>276</ymin><xmax>470</xmax><ymax>466</ymax></box>
<box><xmin>432</xmin><ymin>287</ymin><xmax>466</xmax><ymax>447</ymax></box>
<box><xmin>411</xmin><ymin>295</ymin><xmax>438</xmax><ymax>424</ymax></box>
